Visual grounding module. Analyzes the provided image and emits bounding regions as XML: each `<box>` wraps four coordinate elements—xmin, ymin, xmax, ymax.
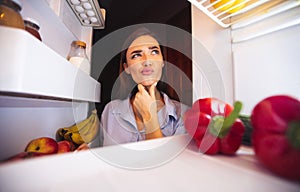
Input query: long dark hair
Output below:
<box><xmin>112</xmin><ymin>27</ymin><xmax>176</xmax><ymax>100</ymax></box>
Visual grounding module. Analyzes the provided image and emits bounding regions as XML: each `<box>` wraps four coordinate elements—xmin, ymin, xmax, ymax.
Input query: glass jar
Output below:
<box><xmin>67</xmin><ymin>41</ymin><xmax>91</xmax><ymax>75</ymax></box>
<box><xmin>0</xmin><ymin>0</ymin><xmax>25</xmax><ymax>29</ymax></box>
<box><xmin>24</xmin><ymin>17</ymin><xmax>42</xmax><ymax>41</ymax></box>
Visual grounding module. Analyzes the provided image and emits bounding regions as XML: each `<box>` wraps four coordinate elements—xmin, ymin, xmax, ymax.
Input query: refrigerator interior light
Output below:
<box><xmin>66</xmin><ymin>0</ymin><xmax>105</xmax><ymax>29</ymax></box>
<box><xmin>188</xmin><ymin>0</ymin><xmax>300</xmax><ymax>28</ymax></box>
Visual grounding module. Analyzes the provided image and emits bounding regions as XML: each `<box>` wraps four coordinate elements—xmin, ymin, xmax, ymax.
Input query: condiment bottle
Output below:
<box><xmin>67</xmin><ymin>41</ymin><xmax>91</xmax><ymax>75</ymax></box>
<box><xmin>24</xmin><ymin>17</ymin><xmax>42</xmax><ymax>41</ymax></box>
<box><xmin>0</xmin><ymin>0</ymin><xmax>25</xmax><ymax>29</ymax></box>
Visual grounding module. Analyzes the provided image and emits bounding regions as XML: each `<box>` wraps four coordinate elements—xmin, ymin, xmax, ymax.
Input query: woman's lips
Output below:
<box><xmin>141</xmin><ymin>68</ymin><xmax>153</xmax><ymax>75</ymax></box>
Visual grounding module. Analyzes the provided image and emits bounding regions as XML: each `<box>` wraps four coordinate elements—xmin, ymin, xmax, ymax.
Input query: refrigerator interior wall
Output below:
<box><xmin>191</xmin><ymin>6</ymin><xmax>234</xmax><ymax>104</ymax></box>
<box><xmin>232</xmin><ymin>6</ymin><xmax>300</xmax><ymax>114</ymax></box>
<box><xmin>0</xmin><ymin>0</ymin><xmax>97</xmax><ymax>160</ymax></box>
<box><xmin>0</xmin><ymin>98</ymin><xmax>87</xmax><ymax>160</ymax></box>
<box><xmin>191</xmin><ymin>3</ymin><xmax>300</xmax><ymax>115</ymax></box>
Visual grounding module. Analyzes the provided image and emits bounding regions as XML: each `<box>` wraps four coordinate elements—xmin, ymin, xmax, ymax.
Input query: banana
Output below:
<box><xmin>65</xmin><ymin>112</ymin><xmax>95</xmax><ymax>133</ymax></box>
<box><xmin>62</xmin><ymin>130</ymin><xmax>73</xmax><ymax>142</ymax></box>
<box><xmin>56</xmin><ymin>128</ymin><xmax>64</xmax><ymax>141</ymax></box>
<box><xmin>81</xmin><ymin>115</ymin><xmax>99</xmax><ymax>143</ymax></box>
<box><xmin>56</xmin><ymin>110</ymin><xmax>97</xmax><ymax>139</ymax></box>
<box><xmin>55</xmin><ymin>110</ymin><xmax>99</xmax><ymax>146</ymax></box>
<box><xmin>56</xmin><ymin>127</ymin><xmax>72</xmax><ymax>142</ymax></box>
<box><xmin>78</xmin><ymin>114</ymin><xmax>96</xmax><ymax>136</ymax></box>
<box><xmin>62</xmin><ymin>131</ymin><xmax>85</xmax><ymax>146</ymax></box>
<box><xmin>69</xmin><ymin>132</ymin><xmax>85</xmax><ymax>145</ymax></box>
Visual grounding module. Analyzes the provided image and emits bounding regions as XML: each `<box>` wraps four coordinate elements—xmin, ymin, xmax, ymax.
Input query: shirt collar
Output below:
<box><xmin>111</xmin><ymin>92</ymin><xmax>179</xmax><ymax>124</ymax></box>
<box><xmin>161</xmin><ymin>93</ymin><xmax>179</xmax><ymax>120</ymax></box>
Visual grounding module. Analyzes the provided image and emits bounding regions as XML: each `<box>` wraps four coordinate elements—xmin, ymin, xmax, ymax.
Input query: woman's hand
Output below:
<box><xmin>133</xmin><ymin>83</ymin><xmax>162</xmax><ymax>138</ymax></box>
<box><xmin>74</xmin><ymin>143</ymin><xmax>89</xmax><ymax>152</ymax></box>
<box><xmin>133</xmin><ymin>83</ymin><xmax>157</xmax><ymax>122</ymax></box>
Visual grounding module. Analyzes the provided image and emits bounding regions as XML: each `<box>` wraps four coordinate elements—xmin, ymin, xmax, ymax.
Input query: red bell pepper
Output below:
<box><xmin>184</xmin><ymin>98</ymin><xmax>245</xmax><ymax>155</ymax></box>
<box><xmin>251</xmin><ymin>95</ymin><xmax>300</xmax><ymax>181</ymax></box>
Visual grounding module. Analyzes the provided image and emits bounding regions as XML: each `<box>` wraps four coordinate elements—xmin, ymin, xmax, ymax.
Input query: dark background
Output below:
<box><xmin>91</xmin><ymin>0</ymin><xmax>192</xmax><ymax>116</ymax></box>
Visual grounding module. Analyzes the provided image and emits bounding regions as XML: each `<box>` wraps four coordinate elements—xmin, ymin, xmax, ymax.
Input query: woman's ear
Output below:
<box><xmin>123</xmin><ymin>63</ymin><xmax>130</xmax><ymax>74</ymax></box>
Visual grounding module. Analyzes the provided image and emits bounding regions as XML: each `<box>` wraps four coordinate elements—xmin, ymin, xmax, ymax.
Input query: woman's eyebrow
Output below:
<box><xmin>129</xmin><ymin>50</ymin><xmax>142</xmax><ymax>55</ymax></box>
<box><xmin>129</xmin><ymin>45</ymin><xmax>160</xmax><ymax>55</ymax></box>
<box><xmin>149</xmin><ymin>45</ymin><xmax>159</xmax><ymax>50</ymax></box>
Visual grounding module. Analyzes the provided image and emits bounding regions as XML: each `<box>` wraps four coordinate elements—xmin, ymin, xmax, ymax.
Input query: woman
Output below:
<box><xmin>101</xmin><ymin>27</ymin><xmax>190</xmax><ymax>146</ymax></box>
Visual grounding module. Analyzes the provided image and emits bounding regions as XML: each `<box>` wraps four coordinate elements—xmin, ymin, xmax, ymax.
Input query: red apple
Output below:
<box><xmin>4</xmin><ymin>151</ymin><xmax>50</xmax><ymax>162</ymax></box>
<box><xmin>25</xmin><ymin>137</ymin><xmax>58</xmax><ymax>154</ymax></box>
<box><xmin>57</xmin><ymin>140</ymin><xmax>76</xmax><ymax>153</ymax></box>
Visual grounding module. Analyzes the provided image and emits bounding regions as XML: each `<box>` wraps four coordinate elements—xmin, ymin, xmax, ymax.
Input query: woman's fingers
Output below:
<box><xmin>134</xmin><ymin>83</ymin><xmax>158</xmax><ymax>121</ymax></box>
<box><xmin>137</xmin><ymin>83</ymin><xmax>157</xmax><ymax>98</ymax></box>
<box><xmin>149</xmin><ymin>82</ymin><xmax>157</xmax><ymax>99</ymax></box>
<box><xmin>74</xmin><ymin>143</ymin><xmax>89</xmax><ymax>152</ymax></box>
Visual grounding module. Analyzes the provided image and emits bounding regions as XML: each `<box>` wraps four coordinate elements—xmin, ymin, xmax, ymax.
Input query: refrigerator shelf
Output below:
<box><xmin>189</xmin><ymin>0</ymin><xmax>300</xmax><ymax>28</ymax></box>
<box><xmin>0</xmin><ymin>26</ymin><xmax>100</xmax><ymax>103</ymax></box>
<box><xmin>1</xmin><ymin>134</ymin><xmax>299</xmax><ymax>191</ymax></box>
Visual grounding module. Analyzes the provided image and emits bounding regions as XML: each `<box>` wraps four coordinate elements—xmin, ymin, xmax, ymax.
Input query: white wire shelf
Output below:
<box><xmin>188</xmin><ymin>0</ymin><xmax>300</xmax><ymax>28</ymax></box>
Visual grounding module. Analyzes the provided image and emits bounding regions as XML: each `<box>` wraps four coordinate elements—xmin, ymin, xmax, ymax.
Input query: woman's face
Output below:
<box><xmin>124</xmin><ymin>35</ymin><xmax>164</xmax><ymax>87</ymax></box>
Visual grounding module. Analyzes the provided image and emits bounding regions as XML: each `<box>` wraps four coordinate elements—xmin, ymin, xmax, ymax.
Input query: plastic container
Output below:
<box><xmin>24</xmin><ymin>17</ymin><xmax>42</xmax><ymax>41</ymax></box>
<box><xmin>0</xmin><ymin>0</ymin><xmax>25</xmax><ymax>29</ymax></box>
<box><xmin>67</xmin><ymin>40</ymin><xmax>91</xmax><ymax>75</ymax></box>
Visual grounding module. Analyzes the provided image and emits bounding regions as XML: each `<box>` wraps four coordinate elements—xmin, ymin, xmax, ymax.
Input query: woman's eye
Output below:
<box><xmin>131</xmin><ymin>53</ymin><xmax>141</xmax><ymax>59</ymax></box>
<box><xmin>151</xmin><ymin>50</ymin><xmax>160</xmax><ymax>55</ymax></box>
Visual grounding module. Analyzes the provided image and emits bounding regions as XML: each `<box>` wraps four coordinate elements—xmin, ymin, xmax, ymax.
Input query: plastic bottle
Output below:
<box><xmin>24</xmin><ymin>17</ymin><xmax>42</xmax><ymax>41</ymax></box>
<box><xmin>67</xmin><ymin>41</ymin><xmax>91</xmax><ymax>75</ymax></box>
<box><xmin>0</xmin><ymin>0</ymin><xmax>25</xmax><ymax>29</ymax></box>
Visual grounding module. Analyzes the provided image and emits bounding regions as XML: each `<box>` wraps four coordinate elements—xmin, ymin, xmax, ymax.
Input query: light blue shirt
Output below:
<box><xmin>100</xmin><ymin>93</ymin><xmax>190</xmax><ymax>146</ymax></box>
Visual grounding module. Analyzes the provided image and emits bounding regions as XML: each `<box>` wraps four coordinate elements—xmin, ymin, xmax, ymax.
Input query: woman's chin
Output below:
<box><xmin>141</xmin><ymin>79</ymin><xmax>156</xmax><ymax>87</ymax></box>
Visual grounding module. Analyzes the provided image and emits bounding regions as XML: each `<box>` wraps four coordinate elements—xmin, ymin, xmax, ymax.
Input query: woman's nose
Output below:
<box><xmin>142</xmin><ymin>54</ymin><xmax>152</xmax><ymax>66</ymax></box>
<box><xmin>143</xmin><ymin>60</ymin><xmax>152</xmax><ymax>67</ymax></box>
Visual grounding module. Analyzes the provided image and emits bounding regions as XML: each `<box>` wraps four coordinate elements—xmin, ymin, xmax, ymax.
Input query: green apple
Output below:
<box><xmin>25</xmin><ymin>137</ymin><xmax>58</xmax><ymax>154</ymax></box>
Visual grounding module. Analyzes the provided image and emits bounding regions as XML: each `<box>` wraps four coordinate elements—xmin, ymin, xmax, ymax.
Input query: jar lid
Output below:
<box><xmin>23</xmin><ymin>17</ymin><xmax>40</xmax><ymax>30</ymax></box>
<box><xmin>72</xmin><ymin>41</ymin><xmax>86</xmax><ymax>48</ymax></box>
<box><xmin>11</xmin><ymin>0</ymin><xmax>22</xmax><ymax>9</ymax></box>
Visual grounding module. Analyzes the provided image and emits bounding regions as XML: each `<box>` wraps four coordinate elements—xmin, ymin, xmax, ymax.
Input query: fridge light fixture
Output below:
<box><xmin>66</xmin><ymin>0</ymin><xmax>105</xmax><ymax>29</ymax></box>
<box><xmin>188</xmin><ymin>0</ymin><xmax>300</xmax><ymax>28</ymax></box>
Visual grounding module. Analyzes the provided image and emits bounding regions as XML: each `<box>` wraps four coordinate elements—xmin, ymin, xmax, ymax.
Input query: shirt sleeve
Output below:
<box><xmin>100</xmin><ymin>101</ymin><xmax>120</xmax><ymax>146</ymax></box>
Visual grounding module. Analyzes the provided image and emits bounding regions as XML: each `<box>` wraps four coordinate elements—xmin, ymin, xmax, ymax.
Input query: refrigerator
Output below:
<box><xmin>0</xmin><ymin>0</ymin><xmax>299</xmax><ymax>191</ymax></box>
